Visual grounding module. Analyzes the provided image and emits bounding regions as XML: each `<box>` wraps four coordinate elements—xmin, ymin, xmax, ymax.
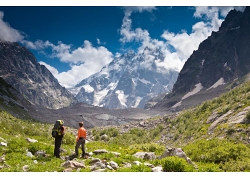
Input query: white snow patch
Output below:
<box><xmin>133</xmin><ymin>97</ymin><xmax>142</xmax><ymax>108</ymax></box>
<box><xmin>115</xmin><ymin>90</ymin><xmax>128</xmax><ymax>107</ymax></box>
<box><xmin>172</xmin><ymin>101</ymin><xmax>182</xmax><ymax>108</ymax></box>
<box><xmin>139</xmin><ymin>78</ymin><xmax>151</xmax><ymax>85</ymax></box>
<box><xmin>208</xmin><ymin>78</ymin><xmax>225</xmax><ymax>90</ymax></box>
<box><xmin>93</xmin><ymin>88</ymin><xmax>109</xmax><ymax>106</ymax></box>
<box><xmin>83</xmin><ymin>84</ymin><xmax>94</xmax><ymax>93</ymax></box>
<box><xmin>224</xmin><ymin>62</ymin><xmax>227</xmax><ymax>67</ymax></box>
<box><xmin>182</xmin><ymin>83</ymin><xmax>203</xmax><ymax>100</ymax></box>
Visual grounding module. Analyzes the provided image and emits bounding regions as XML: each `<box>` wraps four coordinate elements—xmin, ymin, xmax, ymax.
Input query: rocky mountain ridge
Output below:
<box><xmin>0</xmin><ymin>40</ymin><xmax>75</xmax><ymax>109</ymax></box>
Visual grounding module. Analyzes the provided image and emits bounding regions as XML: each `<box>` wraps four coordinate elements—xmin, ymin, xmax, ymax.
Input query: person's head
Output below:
<box><xmin>79</xmin><ymin>122</ymin><xmax>83</xmax><ymax>127</ymax></box>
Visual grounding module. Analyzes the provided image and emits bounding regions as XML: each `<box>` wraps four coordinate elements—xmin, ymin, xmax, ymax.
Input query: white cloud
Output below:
<box><xmin>37</xmin><ymin>40</ymin><xmax>113</xmax><ymax>88</ymax></box>
<box><xmin>0</xmin><ymin>11</ymin><xmax>24</xmax><ymax>42</ymax></box>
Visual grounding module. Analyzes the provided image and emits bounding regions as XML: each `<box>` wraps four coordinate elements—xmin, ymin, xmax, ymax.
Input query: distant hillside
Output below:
<box><xmin>0</xmin><ymin>40</ymin><xmax>75</xmax><ymax>109</ymax></box>
<box><xmin>154</xmin><ymin>7</ymin><xmax>250</xmax><ymax>110</ymax></box>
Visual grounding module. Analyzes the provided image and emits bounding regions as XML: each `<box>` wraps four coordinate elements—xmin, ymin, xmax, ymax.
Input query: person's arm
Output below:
<box><xmin>76</xmin><ymin>129</ymin><xmax>80</xmax><ymax>141</ymax></box>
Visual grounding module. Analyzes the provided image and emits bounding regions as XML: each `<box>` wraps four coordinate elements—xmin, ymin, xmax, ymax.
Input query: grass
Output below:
<box><xmin>0</xmin><ymin>82</ymin><xmax>249</xmax><ymax>172</ymax></box>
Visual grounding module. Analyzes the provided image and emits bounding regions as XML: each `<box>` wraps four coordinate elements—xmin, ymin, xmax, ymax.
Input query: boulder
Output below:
<box><xmin>93</xmin><ymin>149</ymin><xmax>108</xmax><ymax>154</ymax></box>
<box><xmin>106</xmin><ymin>165</ymin><xmax>113</xmax><ymax>170</ymax></box>
<box><xmin>110</xmin><ymin>161</ymin><xmax>118</xmax><ymax>170</ymax></box>
<box><xmin>152</xmin><ymin>166</ymin><xmax>163</xmax><ymax>172</ymax></box>
<box><xmin>123</xmin><ymin>162</ymin><xmax>132</xmax><ymax>168</ymax></box>
<box><xmin>133</xmin><ymin>161</ymin><xmax>142</xmax><ymax>166</ymax></box>
<box><xmin>208</xmin><ymin>110</ymin><xmax>232</xmax><ymax>132</ymax></box>
<box><xmin>35</xmin><ymin>150</ymin><xmax>46</xmax><ymax>157</ymax></box>
<box><xmin>100</xmin><ymin>134</ymin><xmax>109</xmax><ymax>141</ymax></box>
<box><xmin>0</xmin><ymin>155</ymin><xmax>5</xmax><ymax>163</ymax></box>
<box><xmin>110</xmin><ymin>151</ymin><xmax>121</xmax><ymax>157</ymax></box>
<box><xmin>63</xmin><ymin>168</ymin><xmax>73</xmax><ymax>172</ymax></box>
<box><xmin>90</xmin><ymin>162</ymin><xmax>106</xmax><ymax>171</ymax></box>
<box><xmin>22</xmin><ymin>165</ymin><xmax>29</xmax><ymax>172</ymax></box>
<box><xmin>228</xmin><ymin>106</ymin><xmax>250</xmax><ymax>124</ymax></box>
<box><xmin>62</xmin><ymin>160</ymin><xmax>85</xmax><ymax>169</ymax></box>
<box><xmin>158</xmin><ymin>147</ymin><xmax>195</xmax><ymax>165</ymax></box>
<box><xmin>90</xmin><ymin>158</ymin><xmax>101</xmax><ymax>165</ymax></box>
<box><xmin>0</xmin><ymin>142</ymin><xmax>7</xmax><ymax>147</ymax></box>
<box><xmin>26</xmin><ymin>138</ymin><xmax>38</xmax><ymax>143</ymax></box>
<box><xmin>144</xmin><ymin>162</ymin><xmax>154</xmax><ymax>168</ymax></box>
<box><xmin>133</xmin><ymin>152</ymin><xmax>156</xmax><ymax>160</ymax></box>
<box><xmin>26</xmin><ymin>151</ymin><xmax>33</xmax><ymax>158</ymax></box>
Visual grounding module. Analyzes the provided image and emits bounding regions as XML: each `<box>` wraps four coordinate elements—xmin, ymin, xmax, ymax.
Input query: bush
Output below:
<box><xmin>197</xmin><ymin>162</ymin><xmax>222</xmax><ymax>172</ymax></box>
<box><xmin>184</xmin><ymin>139</ymin><xmax>249</xmax><ymax>164</ymax></box>
<box><xmin>161</xmin><ymin>156</ymin><xmax>194</xmax><ymax>172</ymax></box>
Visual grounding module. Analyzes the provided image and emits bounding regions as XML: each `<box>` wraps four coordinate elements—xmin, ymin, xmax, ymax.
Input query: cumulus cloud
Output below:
<box><xmin>36</xmin><ymin>40</ymin><xmax>113</xmax><ymax>88</ymax></box>
<box><xmin>0</xmin><ymin>11</ymin><xmax>24</xmax><ymax>42</ymax></box>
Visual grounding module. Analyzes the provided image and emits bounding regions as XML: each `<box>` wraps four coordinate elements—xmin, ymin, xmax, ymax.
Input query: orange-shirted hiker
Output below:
<box><xmin>75</xmin><ymin>122</ymin><xmax>87</xmax><ymax>158</ymax></box>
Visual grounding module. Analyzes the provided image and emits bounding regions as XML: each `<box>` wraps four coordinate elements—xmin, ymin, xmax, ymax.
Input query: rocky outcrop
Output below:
<box><xmin>155</xmin><ymin>7</ymin><xmax>250</xmax><ymax>109</ymax></box>
<box><xmin>0</xmin><ymin>40</ymin><xmax>75</xmax><ymax>109</ymax></box>
<box><xmin>133</xmin><ymin>152</ymin><xmax>156</xmax><ymax>160</ymax></box>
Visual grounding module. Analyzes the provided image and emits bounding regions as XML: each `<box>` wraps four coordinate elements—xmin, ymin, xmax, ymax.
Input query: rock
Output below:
<box><xmin>90</xmin><ymin>162</ymin><xmax>106</xmax><ymax>171</ymax></box>
<box><xmin>23</xmin><ymin>165</ymin><xmax>29</xmax><ymax>172</ymax></box>
<box><xmin>139</xmin><ymin>122</ymin><xmax>146</xmax><ymax>127</ymax></box>
<box><xmin>35</xmin><ymin>150</ymin><xmax>46</xmax><ymax>157</ymax></box>
<box><xmin>133</xmin><ymin>161</ymin><xmax>142</xmax><ymax>166</ymax></box>
<box><xmin>152</xmin><ymin>166</ymin><xmax>163</xmax><ymax>172</ymax></box>
<box><xmin>85</xmin><ymin>152</ymin><xmax>93</xmax><ymax>157</ymax></box>
<box><xmin>0</xmin><ymin>142</ymin><xmax>7</xmax><ymax>147</ymax></box>
<box><xmin>206</xmin><ymin>111</ymin><xmax>218</xmax><ymax>124</ymax></box>
<box><xmin>158</xmin><ymin>147</ymin><xmax>194</xmax><ymax>165</ymax></box>
<box><xmin>144</xmin><ymin>162</ymin><xmax>154</xmax><ymax>168</ymax></box>
<box><xmin>26</xmin><ymin>138</ymin><xmax>38</xmax><ymax>143</ymax></box>
<box><xmin>228</xmin><ymin>106</ymin><xmax>250</xmax><ymax>124</ymax></box>
<box><xmin>33</xmin><ymin>160</ymin><xmax>38</xmax><ymax>164</ymax></box>
<box><xmin>90</xmin><ymin>158</ymin><xmax>101</xmax><ymax>165</ymax></box>
<box><xmin>63</xmin><ymin>168</ymin><xmax>73</xmax><ymax>172</ymax></box>
<box><xmin>110</xmin><ymin>151</ymin><xmax>121</xmax><ymax>157</ymax></box>
<box><xmin>107</xmin><ymin>165</ymin><xmax>113</xmax><ymax>170</ymax></box>
<box><xmin>93</xmin><ymin>149</ymin><xmax>108</xmax><ymax>154</ymax></box>
<box><xmin>100</xmin><ymin>134</ymin><xmax>109</xmax><ymax>141</ymax></box>
<box><xmin>133</xmin><ymin>152</ymin><xmax>156</xmax><ymax>160</ymax></box>
<box><xmin>61</xmin><ymin>160</ymin><xmax>85</xmax><ymax>169</ymax></box>
<box><xmin>123</xmin><ymin>162</ymin><xmax>132</xmax><ymax>168</ymax></box>
<box><xmin>26</xmin><ymin>151</ymin><xmax>33</xmax><ymax>158</ymax></box>
<box><xmin>110</xmin><ymin>161</ymin><xmax>118</xmax><ymax>170</ymax></box>
<box><xmin>0</xmin><ymin>155</ymin><xmax>5</xmax><ymax>163</ymax></box>
<box><xmin>208</xmin><ymin>110</ymin><xmax>233</xmax><ymax>132</ymax></box>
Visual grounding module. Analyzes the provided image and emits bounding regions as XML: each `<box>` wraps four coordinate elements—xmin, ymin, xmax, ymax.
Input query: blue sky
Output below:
<box><xmin>0</xmin><ymin>6</ymin><xmax>244</xmax><ymax>88</ymax></box>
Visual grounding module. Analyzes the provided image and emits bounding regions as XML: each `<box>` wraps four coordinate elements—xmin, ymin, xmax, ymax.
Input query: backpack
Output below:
<box><xmin>52</xmin><ymin>120</ymin><xmax>64</xmax><ymax>138</ymax></box>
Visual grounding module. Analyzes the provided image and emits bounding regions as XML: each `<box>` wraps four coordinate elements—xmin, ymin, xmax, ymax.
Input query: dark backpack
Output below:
<box><xmin>52</xmin><ymin>120</ymin><xmax>63</xmax><ymax>138</ymax></box>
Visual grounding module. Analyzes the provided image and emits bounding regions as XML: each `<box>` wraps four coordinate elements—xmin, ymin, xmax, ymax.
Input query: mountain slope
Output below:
<box><xmin>154</xmin><ymin>7</ymin><xmax>250</xmax><ymax>110</ymax></box>
<box><xmin>72</xmin><ymin>49</ymin><xmax>178</xmax><ymax>109</ymax></box>
<box><xmin>0</xmin><ymin>40</ymin><xmax>75</xmax><ymax>109</ymax></box>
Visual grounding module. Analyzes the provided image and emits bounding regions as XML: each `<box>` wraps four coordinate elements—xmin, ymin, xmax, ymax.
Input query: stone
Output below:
<box><xmin>133</xmin><ymin>161</ymin><xmax>142</xmax><ymax>166</ymax></box>
<box><xmin>90</xmin><ymin>162</ymin><xmax>106</xmax><ymax>171</ymax></box>
<box><xmin>23</xmin><ymin>165</ymin><xmax>29</xmax><ymax>172</ymax></box>
<box><xmin>63</xmin><ymin>168</ymin><xmax>73</xmax><ymax>172</ymax></box>
<box><xmin>85</xmin><ymin>152</ymin><xmax>93</xmax><ymax>157</ymax></box>
<box><xmin>93</xmin><ymin>149</ymin><xmax>108</xmax><ymax>154</ymax></box>
<box><xmin>61</xmin><ymin>160</ymin><xmax>85</xmax><ymax>169</ymax></box>
<box><xmin>0</xmin><ymin>155</ymin><xmax>5</xmax><ymax>163</ymax></box>
<box><xmin>133</xmin><ymin>152</ymin><xmax>156</xmax><ymax>160</ymax></box>
<box><xmin>208</xmin><ymin>110</ymin><xmax>233</xmax><ymax>132</ymax></box>
<box><xmin>0</xmin><ymin>142</ymin><xmax>7</xmax><ymax>147</ymax></box>
<box><xmin>110</xmin><ymin>151</ymin><xmax>121</xmax><ymax>157</ymax></box>
<box><xmin>107</xmin><ymin>165</ymin><xmax>113</xmax><ymax>170</ymax></box>
<box><xmin>26</xmin><ymin>151</ymin><xmax>33</xmax><ymax>158</ymax></box>
<box><xmin>100</xmin><ymin>134</ymin><xmax>109</xmax><ymax>141</ymax></box>
<box><xmin>90</xmin><ymin>158</ymin><xmax>101</xmax><ymax>164</ymax></box>
<box><xmin>144</xmin><ymin>162</ymin><xmax>154</xmax><ymax>168</ymax></box>
<box><xmin>123</xmin><ymin>162</ymin><xmax>132</xmax><ymax>168</ymax></box>
<box><xmin>33</xmin><ymin>160</ymin><xmax>38</xmax><ymax>164</ymax></box>
<box><xmin>228</xmin><ymin>106</ymin><xmax>250</xmax><ymax>124</ymax></box>
<box><xmin>35</xmin><ymin>150</ymin><xmax>46</xmax><ymax>157</ymax></box>
<box><xmin>26</xmin><ymin>138</ymin><xmax>38</xmax><ymax>143</ymax></box>
<box><xmin>206</xmin><ymin>111</ymin><xmax>218</xmax><ymax>124</ymax></box>
<box><xmin>152</xmin><ymin>166</ymin><xmax>163</xmax><ymax>172</ymax></box>
<box><xmin>110</xmin><ymin>161</ymin><xmax>118</xmax><ymax>170</ymax></box>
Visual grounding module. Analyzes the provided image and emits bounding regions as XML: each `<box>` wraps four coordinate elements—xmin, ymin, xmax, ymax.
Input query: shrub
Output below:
<box><xmin>197</xmin><ymin>162</ymin><xmax>222</xmax><ymax>172</ymax></box>
<box><xmin>161</xmin><ymin>156</ymin><xmax>194</xmax><ymax>172</ymax></box>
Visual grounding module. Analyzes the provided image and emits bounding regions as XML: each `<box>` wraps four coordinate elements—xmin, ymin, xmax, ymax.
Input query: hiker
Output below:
<box><xmin>75</xmin><ymin>122</ymin><xmax>87</xmax><ymax>158</ymax></box>
<box><xmin>52</xmin><ymin>120</ymin><xmax>65</xmax><ymax>158</ymax></box>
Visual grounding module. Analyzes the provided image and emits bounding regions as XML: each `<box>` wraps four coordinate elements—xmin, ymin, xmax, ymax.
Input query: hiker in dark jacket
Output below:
<box><xmin>52</xmin><ymin>120</ymin><xmax>65</xmax><ymax>158</ymax></box>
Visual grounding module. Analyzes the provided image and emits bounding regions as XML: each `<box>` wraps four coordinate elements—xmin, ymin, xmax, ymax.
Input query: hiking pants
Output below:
<box><xmin>54</xmin><ymin>136</ymin><xmax>63</xmax><ymax>158</ymax></box>
<box><xmin>75</xmin><ymin>138</ymin><xmax>85</xmax><ymax>157</ymax></box>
